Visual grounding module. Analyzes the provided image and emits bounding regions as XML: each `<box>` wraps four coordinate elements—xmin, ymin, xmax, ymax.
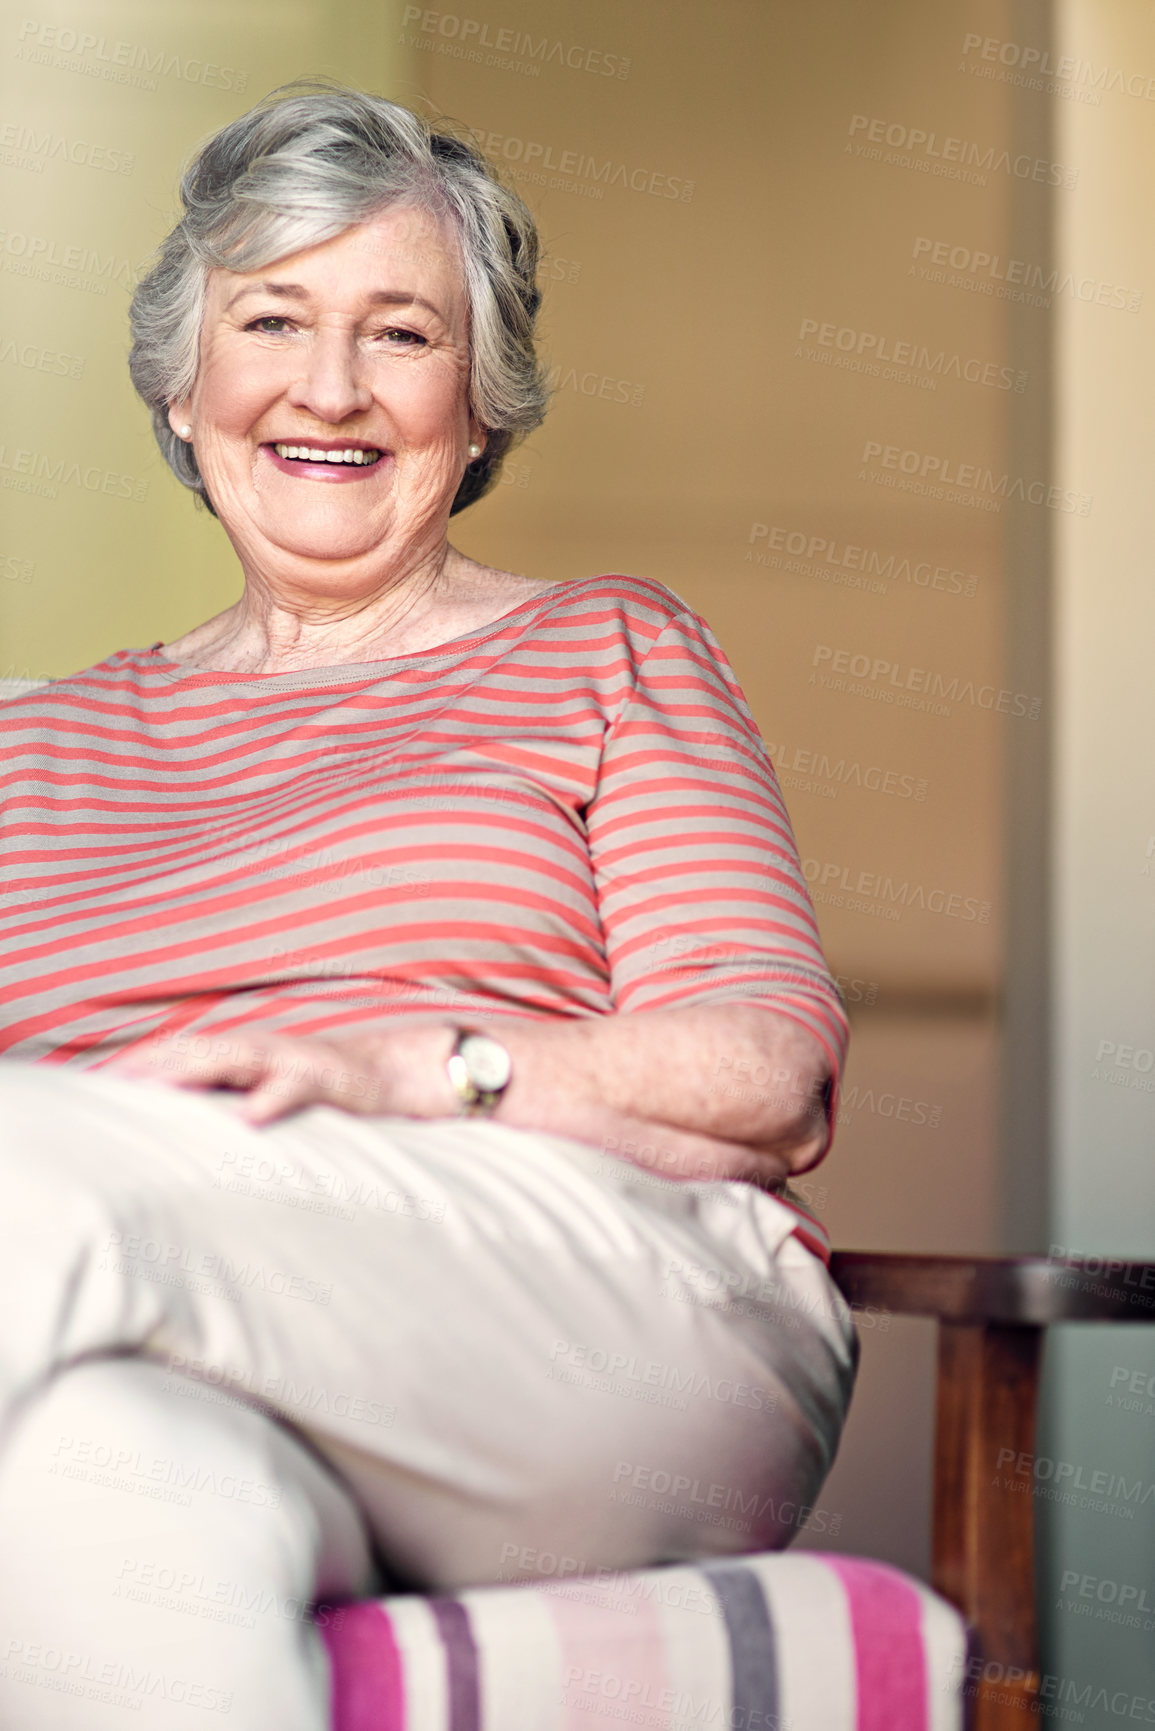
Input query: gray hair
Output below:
<box><xmin>128</xmin><ymin>80</ymin><xmax>549</xmax><ymax>515</ymax></box>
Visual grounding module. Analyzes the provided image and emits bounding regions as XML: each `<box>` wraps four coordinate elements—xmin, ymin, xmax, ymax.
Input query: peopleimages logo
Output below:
<box><xmin>1</xmin><ymin>1641</ymin><xmax>234</xmax><ymax>1716</ymax></box>
<box><xmin>996</xmin><ymin>1446</ymin><xmax>1155</xmax><ymax>1515</ymax></box>
<box><xmin>911</xmin><ymin>237</ymin><xmax>1141</xmax><ymax>312</ymax></box>
<box><xmin>0</xmin><ymin>336</ymin><xmax>84</xmax><ymax>380</ymax></box>
<box><xmin>847</xmin><ymin>113</ymin><xmax>1077</xmax><ymax>187</ymax></box>
<box><xmin>798</xmin><ymin>317</ymin><xmax>1026</xmax><ymax>391</ymax></box>
<box><xmin>1108</xmin><ymin>1365</ymin><xmax>1155</xmax><ymax>1417</ymax></box>
<box><xmin>548</xmin><ymin>1340</ymin><xmax>774</xmax><ymax>1412</ymax></box>
<box><xmin>811</xmin><ymin>644</ymin><xmax>1042</xmax><ymax>720</ymax></box>
<box><xmin>860</xmin><ymin>439</ymin><xmax>1092</xmax><ymax>516</ymax></box>
<box><xmin>0</xmin><ymin>442</ymin><xmax>147</xmax><ymax>504</ymax></box>
<box><xmin>611</xmin><ymin>1461</ymin><xmax>842</xmax><ymax>1538</ymax></box>
<box><xmin>838</xmin><ymin>1087</ymin><xmax>942</xmax><ymax>1128</ymax></box>
<box><xmin>0</xmin><ymin>120</ymin><xmax>134</xmax><ymax>175</ymax></box>
<box><xmin>15</xmin><ymin>18</ymin><xmax>247</xmax><ymax>92</ymax></box>
<box><xmin>746</xmin><ymin>523</ymin><xmax>980</xmax><ymax>599</ymax></box>
<box><xmin>0</xmin><ymin>227</ymin><xmax>137</xmax><ymax>296</ymax></box>
<box><xmin>802</xmin><ymin>858</ymin><xmax>991</xmax><ymax>925</ymax></box>
<box><xmin>1058</xmin><ymin>1569</ymin><xmax>1155</xmax><ymax>1623</ymax></box>
<box><xmin>766</xmin><ymin>738</ymin><xmax>927</xmax><ymax>803</ymax></box>
<box><xmin>472</xmin><ymin>130</ymin><xmax>694</xmax><ymax>202</ymax></box>
<box><xmin>961</xmin><ymin>32</ymin><xmax>1155</xmax><ymax>103</ymax></box>
<box><xmin>952</xmin><ymin>1655</ymin><xmax>1155</xmax><ymax>1725</ymax></box>
<box><xmin>401</xmin><ymin>7</ymin><xmax>631</xmax><ymax>78</ymax></box>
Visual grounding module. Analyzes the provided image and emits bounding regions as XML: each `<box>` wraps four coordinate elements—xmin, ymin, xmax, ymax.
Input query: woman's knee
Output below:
<box><xmin>0</xmin><ymin>1357</ymin><xmax>374</xmax><ymax>1729</ymax></box>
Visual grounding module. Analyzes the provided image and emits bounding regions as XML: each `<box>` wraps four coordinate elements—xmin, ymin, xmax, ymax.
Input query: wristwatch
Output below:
<box><xmin>446</xmin><ymin>1027</ymin><xmax>513</xmax><ymax>1117</ymax></box>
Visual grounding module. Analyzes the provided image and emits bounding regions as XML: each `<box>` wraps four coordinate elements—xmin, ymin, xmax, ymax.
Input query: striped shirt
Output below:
<box><xmin>1</xmin><ymin>575</ymin><xmax>846</xmax><ymax>1254</ymax></box>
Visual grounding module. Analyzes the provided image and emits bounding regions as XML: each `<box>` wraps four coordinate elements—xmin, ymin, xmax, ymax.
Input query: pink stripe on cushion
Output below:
<box><xmin>318</xmin><ymin>1602</ymin><xmax>406</xmax><ymax>1731</ymax></box>
<box><xmin>826</xmin><ymin>1559</ymin><xmax>928</xmax><ymax>1731</ymax></box>
<box><xmin>543</xmin><ymin>1577</ymin><xmax>673</xmax><ymax>1731</ymax></box>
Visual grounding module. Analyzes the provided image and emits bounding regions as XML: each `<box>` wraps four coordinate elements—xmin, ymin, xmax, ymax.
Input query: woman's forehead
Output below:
<box><xmin>207</xmin><ymin>206</ymin><xmax>468</xmax><ymax>318</ymax></box>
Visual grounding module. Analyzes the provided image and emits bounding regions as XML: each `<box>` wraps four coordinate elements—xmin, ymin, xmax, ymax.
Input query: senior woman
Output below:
<box><xmin>0</xmin><ymin>84</ymin><xmax>855</xmax><ymax>1730</ymax></box>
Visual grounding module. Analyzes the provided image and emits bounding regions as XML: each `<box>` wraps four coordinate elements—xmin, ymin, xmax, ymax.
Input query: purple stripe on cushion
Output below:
<box><xmin>317</xmin><ymin>1602</ymin><xmax>406</xmax><ymax>1731</ymax></box>
<box><xmin>826</xmin><ymin>1558</ymin><xmax>928</xmax><ymax>1731</ymax></box>
<box><xmin>429</xmin><ymin>1596</ymin><xmax>481</xmax><ymax>1731</ymax></box>
<box><xmin>701</xmin><ymin>1562</ymin><xmax>778</xmax><ymax>1729</ymax></box>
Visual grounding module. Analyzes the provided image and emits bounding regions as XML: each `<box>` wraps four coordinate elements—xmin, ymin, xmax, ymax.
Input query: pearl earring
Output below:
<box><xmin>467</xmin><ymin>442</ymin><xmax>482</xmax><ymax>460</ymax></box>
<box><xmin>179</xmin><ymin>424</ymin><xmax>192</xmax><ymax>440</ymax></box>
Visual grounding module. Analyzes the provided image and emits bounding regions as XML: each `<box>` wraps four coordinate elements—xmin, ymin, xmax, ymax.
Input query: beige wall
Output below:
<box><xmin>5</xmin><ymin>1</ymin><xmax>1146</xmax><ymax>1697</ymax></box>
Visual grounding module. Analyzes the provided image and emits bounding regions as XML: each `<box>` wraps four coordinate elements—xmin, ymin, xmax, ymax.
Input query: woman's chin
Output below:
<box><xmin>241</xmin><ymin>507</ymin><xmax>399</xmax><ymax>571</ymax></box>
<box><xmin>269</xmin><ymin>535</ymin><xmax>393</xmax><ymax>570</ymax></box>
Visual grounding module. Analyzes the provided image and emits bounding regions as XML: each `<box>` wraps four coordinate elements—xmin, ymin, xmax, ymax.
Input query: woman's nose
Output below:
<box><xmin>285</xmin><ymin>330</ymin><xmax>373</xmax><ymax>425</ymax></box>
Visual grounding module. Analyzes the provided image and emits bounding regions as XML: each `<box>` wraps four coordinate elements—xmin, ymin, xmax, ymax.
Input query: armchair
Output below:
<box><xmin>317</xmin><ymin>1252</ymin><xmax>1155</xmax><ymax>1731</ymax></box>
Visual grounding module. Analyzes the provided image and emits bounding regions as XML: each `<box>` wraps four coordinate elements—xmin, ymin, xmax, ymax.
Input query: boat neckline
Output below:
<box><xmin>143</xmin><ymin>578</ymin><xmax>586</xmax><ymax>682</ymax></box>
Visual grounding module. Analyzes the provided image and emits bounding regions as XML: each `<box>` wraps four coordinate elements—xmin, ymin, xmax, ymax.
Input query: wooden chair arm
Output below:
<box><xmin>828</xmin><ymin>1252</ymin><xmax>1155</xmax><ymax>1731</ymax></box>
<box><xmin>829</xmin><ymin>1250</ymin><xmax>1155</xmax><ymax>1324</ymax></box>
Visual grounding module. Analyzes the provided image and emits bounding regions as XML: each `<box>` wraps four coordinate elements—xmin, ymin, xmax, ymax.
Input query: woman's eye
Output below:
<box><xmin>246</xmin><ymin>316</ymin><xmax>292</xmax><ymax>334</ymax></box>
<box><xmin>381</xmin><ymin>327</ymin><xmax>426</xmax><ymax>346</ymax></box>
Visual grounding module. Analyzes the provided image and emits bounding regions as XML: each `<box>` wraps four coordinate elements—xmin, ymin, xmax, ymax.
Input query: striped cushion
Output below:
<box><xmin>318</xmin><ymin>1553</ymin><xmax>966</xmax><ymax>1731</ymax></box>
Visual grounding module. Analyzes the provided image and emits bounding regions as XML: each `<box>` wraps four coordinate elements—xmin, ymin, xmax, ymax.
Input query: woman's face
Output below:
<box><xmin>168</xmin><ymin>203</ymin><xmax>483</xmax><ymax>588</ymax></box>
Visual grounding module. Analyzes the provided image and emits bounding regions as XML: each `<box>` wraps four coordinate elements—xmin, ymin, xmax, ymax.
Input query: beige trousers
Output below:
<box><xmin>0</xmin><ymin>1060</ymin><xmax>857</xmax><ymax>1729</ymax></box>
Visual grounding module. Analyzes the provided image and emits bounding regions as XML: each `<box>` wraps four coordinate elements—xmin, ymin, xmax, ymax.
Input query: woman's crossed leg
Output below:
<box><xmin>0</xmin><ymin>1058</ymin><xmax>856</xmax><ymax>1726</ymax></box>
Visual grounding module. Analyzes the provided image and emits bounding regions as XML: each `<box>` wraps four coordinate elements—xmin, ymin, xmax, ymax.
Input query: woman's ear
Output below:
<box><xmin>167</xmin><ymin>404</ymin><xmax>192</xmax><ymax>440</ymax></box>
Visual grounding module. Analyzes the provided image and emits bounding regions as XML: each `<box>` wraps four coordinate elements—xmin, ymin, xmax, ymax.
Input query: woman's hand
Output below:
<box><xmin>102</xmin><ymin>1023</ymin><xmax>456</xmax><ymax>1126</ymax></box>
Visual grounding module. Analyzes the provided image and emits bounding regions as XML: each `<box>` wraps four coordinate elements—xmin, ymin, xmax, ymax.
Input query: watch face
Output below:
<box><xmin>460</xmin><ymin>1033</ymin><xmax>512</xmax><ymax>1093</ymax></box>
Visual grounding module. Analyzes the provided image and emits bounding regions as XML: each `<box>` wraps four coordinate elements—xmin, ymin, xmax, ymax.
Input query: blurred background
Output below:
<box><xmin>1</xmin><ymin>0</ymin><xmax>1152</xmax><ymax>1718</ymax></box>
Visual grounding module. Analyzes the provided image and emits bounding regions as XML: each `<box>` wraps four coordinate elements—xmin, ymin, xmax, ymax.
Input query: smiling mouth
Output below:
<box><xmin>271</xmin><ymin>443</ymin><xmax>383</xmax><ymax>466</ymax></box>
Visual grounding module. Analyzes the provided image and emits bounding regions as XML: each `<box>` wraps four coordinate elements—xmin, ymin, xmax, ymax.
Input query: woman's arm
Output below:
<box><xmin>376</xmin><ymin>1003</ymin><xmax>831</xmax><ymax>1176</ymax></box>
<box><xmin>106</xmin><ymin>1001</ymin><xmax>832</xmax><ymax>1189</ymax></box>
<box><xmin>499</xmin><ymin>1002</ymin><xmax>831</xmax><ymax>1159</ymax></box>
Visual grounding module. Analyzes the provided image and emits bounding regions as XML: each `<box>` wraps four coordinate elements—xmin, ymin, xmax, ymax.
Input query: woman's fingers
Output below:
<box><xmin>107</xmin><ymin>1033</ymin><xmax>271</xmax><ymax>1090</ymax></box>
<box><xmin>233</xmin><ymin>1069</ymin><xmax>312</xmax><ymax>1124</ymax></box>
<box><xmin>107</xmin><ymin>1031</ymin><xmax>389</xmax><ymax>1124</ymax></box>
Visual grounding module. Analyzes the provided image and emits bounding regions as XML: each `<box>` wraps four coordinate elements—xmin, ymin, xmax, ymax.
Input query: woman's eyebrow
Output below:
<box><xmin>222</xmin><ymin>282</ymin><xmax>446</xmax><ymax>320</ymax></box>
<box><xmin>223</xmin><ymin>281</ymin><xmax>308</xmax><ymax>313</ymax></box>
<box><xmin>365</xmin><ymin>289</ymin><xmax>447</xmax><ymax>321</ymax></box>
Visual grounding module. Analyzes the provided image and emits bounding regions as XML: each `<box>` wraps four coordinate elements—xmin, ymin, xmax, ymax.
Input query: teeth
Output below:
<box><xmin>273</xmin><ymin>444</ymin><xmax>380</xmax><ymax>465</ymax></box>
